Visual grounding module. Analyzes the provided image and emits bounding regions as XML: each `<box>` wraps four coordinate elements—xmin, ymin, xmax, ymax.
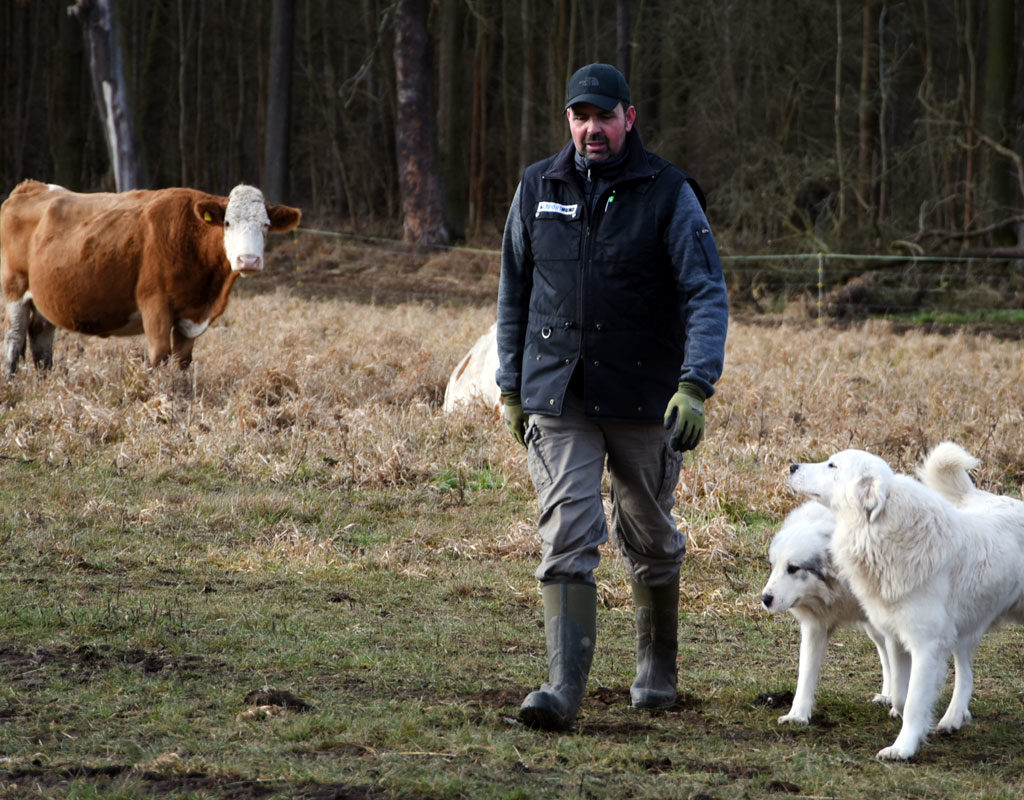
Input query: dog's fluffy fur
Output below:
<box><xmin>788</xmin><ymin>443</ymin><xmax>1024</xmax><ymax>761</ymax></box>
<box><xmin>761</xmin><ymin>501</ymin><xmax>894</xmax><ymax>724</ymax></box>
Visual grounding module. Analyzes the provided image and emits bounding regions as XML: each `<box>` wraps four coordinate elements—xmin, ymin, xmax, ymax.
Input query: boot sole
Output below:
<box><xmin>519</xmin><ymin>692</ymin><xmax>573</xmax><ymax>731</ymax></box>
<box><xmin>630</xmin><ymin>690</ymin><xmax>677</xmax><ymax>710</ymax></box>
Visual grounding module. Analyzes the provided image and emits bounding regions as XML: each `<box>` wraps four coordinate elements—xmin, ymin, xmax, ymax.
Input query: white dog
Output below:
<box><xmin>761</xmin><ymin>501</ymin><xmax>894</xmax><ymax>725</ymax></box>
<box><xmin>788</xmin><ymin>445</ymin><xmax>1024</xmax><ymax>761</ymax></box>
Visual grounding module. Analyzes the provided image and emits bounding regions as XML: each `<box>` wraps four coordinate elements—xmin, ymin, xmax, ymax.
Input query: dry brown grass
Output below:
<box><xmin>2</xmin><ymin>292</ymin><xmax>1023</xmax><ymax>574</ymax></box>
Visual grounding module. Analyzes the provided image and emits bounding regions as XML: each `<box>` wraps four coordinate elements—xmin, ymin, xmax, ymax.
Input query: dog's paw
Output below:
<box><xmin>777</xmin><ymin>712</ymin><xmax>811</xmax><ymax>725</ymax></box>
<box><xmin>888</xmin><ymin>705</ymin><xmax>903</xmax><ymax>719</ymax></box>
<box><xmin>935</xmin><ymin>709</ymin><xmax>972</xmax><ymax>734</ymax></box>
<box><xmin>876</xmin><ymin>744</ymin><xmax>915</xmax><ymax>762</ymax></box>
<box><xmin>871</xmin><ymin>693</ymin><xmax>892</xmax><ymax>707</ymax></box>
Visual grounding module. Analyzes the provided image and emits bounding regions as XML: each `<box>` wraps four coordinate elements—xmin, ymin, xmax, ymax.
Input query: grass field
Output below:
<box><xmin>2</xmin><ymin>283</ymin><xmax>1024</xmax><ymax>799</ymax></box>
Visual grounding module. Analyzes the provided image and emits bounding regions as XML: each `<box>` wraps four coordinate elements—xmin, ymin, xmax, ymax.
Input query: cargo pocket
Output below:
<box><xmin>525</xmin><ymin>421</ymin><xmax>554</xmax><ymax>496</ymax></box>
<box><xmin>657</xmin><ymin>441</ymin><xmax>685</xmax><ymax>510</ymax></box>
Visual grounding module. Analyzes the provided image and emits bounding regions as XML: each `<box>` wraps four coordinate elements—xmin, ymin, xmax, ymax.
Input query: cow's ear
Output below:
<box><xmin>267</xmin><ymin>204</ymin><xmax>301</xmax><ymax>232</ymax></box>
<box><xmin>195</xmin><ymin>199</ymin><xmax>226</xmax><ymax>226</ymax></box>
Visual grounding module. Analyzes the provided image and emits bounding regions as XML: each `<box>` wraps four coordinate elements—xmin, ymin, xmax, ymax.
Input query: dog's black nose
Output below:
<box><xmin>789</xmin><ymin>464</ymin><xmax>799</xmax><ymax>474</ymax></box>
<box><xmin>762</xmin><ymin>593</ymin><xmax>774</xmax><ymax>609</ymax></box>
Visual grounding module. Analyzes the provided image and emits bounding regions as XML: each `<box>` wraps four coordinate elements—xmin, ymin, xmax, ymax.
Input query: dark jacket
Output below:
<box><xmin>496</xmin><ymin>129</ymin><xmax>728</xmax><ymax>422</ymax></box>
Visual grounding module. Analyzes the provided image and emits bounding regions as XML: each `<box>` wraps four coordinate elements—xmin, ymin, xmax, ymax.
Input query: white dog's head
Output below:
<box><xmin>761</xmin><ymin>501</ymin><xmax>838</xmax><ymax>613</ymax></box>
<box><xmin>787</xmin><ymin>449</ymin><xmax>894</xmax><ymax>523</ymax></box>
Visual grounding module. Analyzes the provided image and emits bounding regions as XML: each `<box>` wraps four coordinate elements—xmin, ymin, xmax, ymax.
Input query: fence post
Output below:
<box><xmin>817</xmin><ymin>253</ymin><xmax>825</xmax><ymax>324</ymax></box>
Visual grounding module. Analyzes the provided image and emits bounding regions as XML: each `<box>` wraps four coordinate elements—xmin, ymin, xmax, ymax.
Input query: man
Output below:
<box><xmin>496</xmin><ymin>63</ymin><xmax>729</xmax><ymax>731</ymax></box>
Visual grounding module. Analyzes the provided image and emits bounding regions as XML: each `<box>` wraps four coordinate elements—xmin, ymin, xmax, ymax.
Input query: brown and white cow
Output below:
<box><xmin>0</xmin><ymin>180</ymin><xmax>301</xmax><ymax>376</ymax></box>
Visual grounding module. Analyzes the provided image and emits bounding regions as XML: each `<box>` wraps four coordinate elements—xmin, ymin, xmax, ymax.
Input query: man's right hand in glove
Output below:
<box><xmin>501</xmin><ymin>390</ymin><xmax>527</xmax><ymax>447</ymax></box>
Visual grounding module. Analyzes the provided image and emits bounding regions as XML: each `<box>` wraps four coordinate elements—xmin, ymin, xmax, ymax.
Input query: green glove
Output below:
<box><xmin>501</xmin><ymin>390</ymin><xmax>528</xmax><ymax>447</ymax></box>
<box><xmin>663</xmin><ymin>382</ymin><xmax>706</xmax><ymax>452</ymax></box>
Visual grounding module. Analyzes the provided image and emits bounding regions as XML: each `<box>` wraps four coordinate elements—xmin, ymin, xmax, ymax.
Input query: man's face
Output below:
<box><xmin>567</xmin><ymin>102</ymin><xmax>636</xmax><ymax>162</ymax></box>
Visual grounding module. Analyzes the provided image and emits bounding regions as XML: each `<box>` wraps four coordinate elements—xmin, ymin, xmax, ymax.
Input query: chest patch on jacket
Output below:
<box><xmin>535</xmin><ymin>201</ymin><xmax>580</xmax><ymax>220</ymax></box>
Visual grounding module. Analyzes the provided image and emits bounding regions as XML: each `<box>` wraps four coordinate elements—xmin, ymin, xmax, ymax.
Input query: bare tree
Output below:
<box><xmin>394</xmin><ymin>0</ymin><xmax>449</xmax><ymax>247</ymax></box>
<box><xmin>856</xmin><ymin>0</ymin><xmax>874</xmax><ymax>221</ymax></box>
<box><xmin>264</xmin><ymin>0</ymin><xmax>295</xmax><ymax>205</ymax></box>
<box><xmin>518</xmin><ymin>0</ymin><xmax>536</xmax><ymax>177</ymax></box>
<box><xmin>981</xmin><ymin>0</ymin><xmax>1017</xmax><ymax>243</ymax></box>
<box><xmin>833</xmin><ymin>0</ymin><xmax>847</xmax><ymax>232</ymax></box>
<box><xmin>616</xmin><ymin>0</ymin><xmax>630</xmax><ymax>78</ymax></box>
<box><xmin>69</xmin><ymin>0</ymin><xmax>144</xmax><ymax>190</ymax></box>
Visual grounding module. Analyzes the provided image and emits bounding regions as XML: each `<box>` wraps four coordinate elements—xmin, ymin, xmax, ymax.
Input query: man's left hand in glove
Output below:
<box><xmin>663</xmin><ymin>382</ymin><xmax>706</xmax><ymax>452</ymax></box>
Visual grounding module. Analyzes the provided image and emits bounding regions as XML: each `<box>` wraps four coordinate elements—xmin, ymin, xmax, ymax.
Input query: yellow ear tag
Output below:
<box><xmin>203</xmin><ymin>211</ymin><xmax>213</xmax><ymax>222</ymax></box>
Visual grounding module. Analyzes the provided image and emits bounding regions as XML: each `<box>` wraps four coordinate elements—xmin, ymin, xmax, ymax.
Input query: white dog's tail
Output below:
<box><xmin>918</xmin><ymin>441</ymin><xmax>979</xmax><ymax>504</ymax></box>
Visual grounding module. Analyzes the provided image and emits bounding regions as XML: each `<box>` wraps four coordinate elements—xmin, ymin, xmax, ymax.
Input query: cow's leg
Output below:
<box><xmin>27</xmin><ymin>309</ymin><xmax>56</xmax><ymax>370</ymax></box>
<box><xmin>138</xmin><ymin>299</ymin><xmax>174</xmax><ymax>366</ymax></box>
<box><xmin>4</xmin><ymin>298</ymin><xmax>30</xmax><ymax>377</ymax></box>
<box><xmin>171</xmin><ymin>329</ymin><xmax>196</xmax><ymax>369</ymax></box>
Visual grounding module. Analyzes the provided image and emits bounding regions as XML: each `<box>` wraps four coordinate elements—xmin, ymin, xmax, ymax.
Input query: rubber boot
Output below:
<box><xmin>630</xmin><ymin>576</ymin><xmax>679</xmax><ymax>709</ymax></box>
<box><xmin>519</xmin><ymin>582</ymin><xmax>597</xmax><ymax>731</ymax></box>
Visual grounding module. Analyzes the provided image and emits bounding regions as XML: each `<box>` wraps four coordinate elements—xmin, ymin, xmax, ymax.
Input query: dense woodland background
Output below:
<box><xmin>1</xmin><ymin>0</ymin><xmax>1021</xmax><ymax>261</ymax></box>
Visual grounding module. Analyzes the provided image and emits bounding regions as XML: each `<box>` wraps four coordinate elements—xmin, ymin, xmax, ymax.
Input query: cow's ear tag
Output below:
<box><xmin>203</xmin><ymin>211</ymin><xmax>213</xmax><ymax>223</ymax></box>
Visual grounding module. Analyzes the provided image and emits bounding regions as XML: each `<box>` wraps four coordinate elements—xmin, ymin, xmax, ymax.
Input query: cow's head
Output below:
<box><xmin>195</xmin><ymin>185</ymin><xmax>301</xmax><ymax>274</ymax></box>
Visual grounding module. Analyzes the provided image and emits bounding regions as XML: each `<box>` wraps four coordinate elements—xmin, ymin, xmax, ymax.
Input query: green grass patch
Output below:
<box><xmin>890</xmin><ymin>307</ymin><xmax>1024</xmax><ymax>326</ymax></box>
<box><xmin>2</xmin><ymin>459</ymin><xmax>1024</xmax><ymax>798</ymax></box>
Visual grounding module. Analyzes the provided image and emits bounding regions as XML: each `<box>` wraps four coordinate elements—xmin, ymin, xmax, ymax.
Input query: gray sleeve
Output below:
<box><xmin>665</xmin><ymin>181</ymin><xmax>729</xmax><ymax>397</ymax></box>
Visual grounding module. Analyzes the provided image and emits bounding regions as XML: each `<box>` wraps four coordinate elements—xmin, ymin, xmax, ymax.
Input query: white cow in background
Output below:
<box><xmin>443</xmin><ymin>322</ymin><xmax>501</xmax><ymax>415</ymax></box>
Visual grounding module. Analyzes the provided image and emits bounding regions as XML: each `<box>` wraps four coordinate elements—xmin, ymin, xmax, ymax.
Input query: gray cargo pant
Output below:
<box><xmin>525</xmin><ymin>390</ymin><xmax>686</xmax><ymax>587</ymax></box>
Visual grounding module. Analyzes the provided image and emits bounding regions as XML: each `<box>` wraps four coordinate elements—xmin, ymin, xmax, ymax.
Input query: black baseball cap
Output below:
<box><xmin>565</xmin><ymin>63</ymin><xmax>631</xmax><ymax>111</ymax></box>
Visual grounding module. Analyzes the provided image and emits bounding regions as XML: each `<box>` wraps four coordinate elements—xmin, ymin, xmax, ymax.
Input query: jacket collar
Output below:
<box><xmin>542</xmin><ymin>128</ymin><xmax>656</xmax><ymax>185</ymax></box>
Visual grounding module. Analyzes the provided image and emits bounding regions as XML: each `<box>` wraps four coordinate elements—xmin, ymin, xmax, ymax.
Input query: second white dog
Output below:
<box><xmin>761</xmin><ymin>500</ymin><xmax>894</xmax><ymax>725</ymax></box>
<box><xmin>788</xmin><ymin>444</ymin><xmax>1024</xmax><ymax>761</ymax></box>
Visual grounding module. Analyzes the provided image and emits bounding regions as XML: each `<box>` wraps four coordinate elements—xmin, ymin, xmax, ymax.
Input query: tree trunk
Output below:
<box><xmin>962</xmin><ymin>0</ymin><xmax>977</xmax><ymax>235</ymax></box>
<box><xmin>394</xmin><ymin>0</ymin><xmax>449</xmax><ymax>247</ymax></box>
<box><xmin>468</xmin><ymin>19</ymin><xmax>489</xmax><ymax>236</ymax></box>
<box><xmin>833</xmin><ymin>0</ymin><xmax>847</xmax><ymax>233</ymax></box>
<box><xmin>518</xmin><ymin>0</ymin><xmax>536</xmax><ymax>176</ymax></box>
<box><xmin>264</xmin><ymin>0</ymin><xmax>295</xmax><ymax>204</ymax></box>
<box><xmin>69</xmin><ymin>0</ymin><xmax>145</xmax><ymax>190</ymax></box>
<box><xmin>54</xmin><ymin>11</ymin><xmax>88</xmax><ymax>188</ymax></box>
<box><xmin>438</xmin><ymin>0</ymin><xmax>469</xmax><ymax>237</ymax></box>
<box><xmin>982</xmin><ymin>0</ymin><xmax>1017</xmax><ymax>243</ymax></box>
<box><xmin>176</xmin><ymin>0</ymin><xmax>192</xmax><ymax>185</ymax></box>
<box><xmin>616</xmin><ymin>0</ymin><xmax>630</xmax><ymax>79</ymax></box>
<box><xmin>876</xmin><ymin>2</ymin><xmax>888</xmax><ymax>222</ymax></box>
<box><xmin>856</xmin><ymin>0</ymin><xmax>874</xmax><ymax>221</ymax></box>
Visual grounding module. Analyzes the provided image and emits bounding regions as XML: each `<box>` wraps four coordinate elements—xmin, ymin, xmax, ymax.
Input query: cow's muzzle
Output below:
<box><xmin>234</xmin><ymin>255</ymin><xmax>263</xmax><ymax>273</ymax></box>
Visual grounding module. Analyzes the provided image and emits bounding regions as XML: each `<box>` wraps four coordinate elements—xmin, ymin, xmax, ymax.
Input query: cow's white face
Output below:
<box><xmin>223</xmin><ymin>185</ymin><xmax>272</xmax><ymax>273</ymax></box>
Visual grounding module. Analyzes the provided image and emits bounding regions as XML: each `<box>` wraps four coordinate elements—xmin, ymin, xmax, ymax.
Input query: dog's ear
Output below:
<box><xmin>854</xmin><ymin>474</ymin><xmax>887</xmax><ymax>522</ymax></box>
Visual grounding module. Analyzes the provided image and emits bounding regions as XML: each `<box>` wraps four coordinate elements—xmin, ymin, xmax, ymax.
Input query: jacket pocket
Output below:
<box><xmin>531</xmin><ymin>215</ymin><xmax>582</xmax><ymax>262</ymax></box>
<box><xmin>693</xmin><ymin>225</ymin><xmax>721</xmax><ymax>275</ymax></box>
